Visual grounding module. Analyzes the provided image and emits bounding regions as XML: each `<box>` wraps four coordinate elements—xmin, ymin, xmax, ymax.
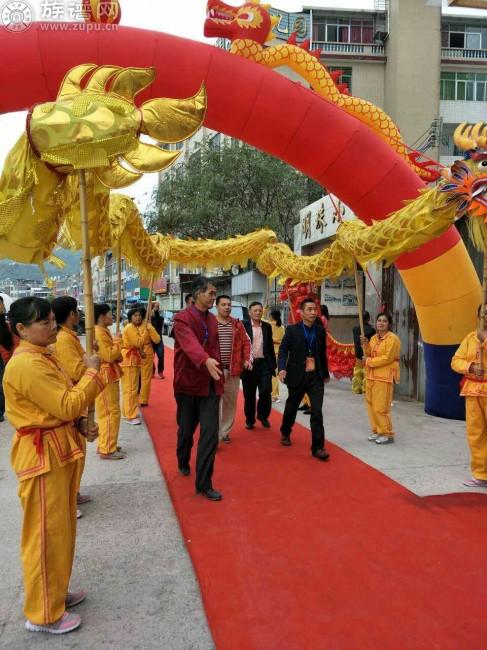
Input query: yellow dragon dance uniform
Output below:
<box><xmin>52</xmin><ymin>326</ymin><xmax>87</xmax><ymax>488</ymax></box>
<box><xmin>363</xmin><ymin>332</ymin><xmax>401</xmax><ymax>439</ymax></box>
<box><xmin>138</xmin><ymin>323</ymin><xmax>160</xmax><ymax>406</ymax></box>
<box><xmin>451</xmin><ymin>332</ymin><xmax>487</xmax><ymax>481</ymax></box>
<box><xmin>3</xmin><ymin>340</ymin><xmax>105</xmax><ymax>626</ymax></box>
<box><xmin>120</xmin><ymin>323</ymin><xmax>144</xmax><ymax>419</ymax></box>
<box><xmin>94</xmin><ymin>324</ymin><xmax>122</xmax><ymax>455</ymax></box>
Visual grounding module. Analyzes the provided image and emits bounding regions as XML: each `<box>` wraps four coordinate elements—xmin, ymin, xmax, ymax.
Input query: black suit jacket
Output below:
<box><xmin>243</xmin><ymin>320</ymin><xmax>277</xmax><ymax>373</ymax></box>
<box><xmin>278</xmin><ymin>322</ymin><xmax>329</xmax><ymax>388</ymax></box>
<box><xmin>353</xmin><ymin>323</ymin><xmax>376</xmax><ymax>360</ymax></box>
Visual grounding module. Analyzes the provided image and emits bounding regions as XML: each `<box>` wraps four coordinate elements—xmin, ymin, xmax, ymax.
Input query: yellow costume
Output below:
<box><xmin>4</xmin><ymin>340</ymin><xmax>105</xmax><ymax>626</ymax></box>
<box><xmin>120</xmin><ymin>323</ymin><xmax>143</xmax><ymax>419</ymax></box>
<box><xmin>139</xmin><ymin>323</ymin><xmax>161</xmax><ymax>405</ymax></box>
<box><xmin>94</xmin><ymin>324</ymin><xmax>122</xmax><ymax>455</ymax></box>
<box><xmin>52</xmin><ymin>326</ymin><xmax>87</xmax><ymax>487</ymax></box>
<box><xmin>363</xmin><ymin>332</ymin><xmax>401</xmax><ymax>439</ymax></box>
<box><xmin>451</xmin><ymin>332</ymin><xmax>487</xmax><ymax>480</ymax></box>
<box><xmin>270</xmin><ymin>320</ymin><xmax>285</xmax><ymax>399</ymax></box>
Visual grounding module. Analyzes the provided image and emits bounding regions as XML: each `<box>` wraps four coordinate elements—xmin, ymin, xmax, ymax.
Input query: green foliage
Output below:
<box><xmin>147</xmin><ymin>141</ymin><xmax>323</xmax><ymax>246</ymax></box>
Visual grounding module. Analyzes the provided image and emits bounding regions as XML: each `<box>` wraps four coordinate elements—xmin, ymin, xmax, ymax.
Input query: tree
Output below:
<box><xmin>147</xmin><ymin>140</ymin><xmax>323</xmax><ymax>247</ymax></box>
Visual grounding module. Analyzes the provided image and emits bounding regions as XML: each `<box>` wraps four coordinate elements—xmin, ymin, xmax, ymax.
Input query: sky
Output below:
<box><xmin>0</xmin><ymin>0</ymin><xmax>485</xmax><ymax>209</ymax></box>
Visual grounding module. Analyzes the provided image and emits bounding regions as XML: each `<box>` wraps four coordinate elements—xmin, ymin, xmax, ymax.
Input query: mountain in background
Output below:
<box><xmin>0</xmin><ymin>249</ymin><xmax>81</xmax><ymax>282</ymax></box>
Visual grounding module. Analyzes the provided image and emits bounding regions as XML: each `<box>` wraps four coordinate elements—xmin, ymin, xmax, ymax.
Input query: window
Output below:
<box><xmin>440</xmin><ymin>71</ymin><xmax>487</xmax><ymax>101</ymax></box>
<box><xmin>442</xmin><ymin>22</ymin><xmax>486</xmax><ymax>50</ymax></box>
<box><xmin>313</xmin><ymin>17</ymin><xmax>374</xmax><ymax>44</ymax></box>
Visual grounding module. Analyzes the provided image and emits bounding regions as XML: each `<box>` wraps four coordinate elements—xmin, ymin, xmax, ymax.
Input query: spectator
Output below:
<box><xmin>242</xmin><ymin>302</ymin><xmax>276</xmax><ymax>430</ymax></box>
<box><xmin>151</xmin><ymin>301</ymin><xmax>165</xmax><ymax>379</ymax></box>
<box><xmin>215</xmin><ymin>295</ymin><xmax>251</xmax><ymax>443</ymax></box>
<box><xmin>173</xmin><ymin>276</ymin><xmax>224</xmax><ymax>501</ymax></box>
<box><xmin>268</xmin><ymin>309</ymin><xmax>285</xmax><ymax>403</ymax></box>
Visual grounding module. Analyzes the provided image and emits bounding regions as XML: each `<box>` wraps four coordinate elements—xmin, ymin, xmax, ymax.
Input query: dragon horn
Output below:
<box><xmin>472</xmin><ymin>121</ymin><xmax>487</xmax><ymax>149</ymax></box>
<box><xmin>140</xmin><ymin>84</ymin><xmax>206</xmax><ymax>144</ymax></box>
<box><xmin>84</xmin><ymin>65</ymin><xmax>121</xmax><ymax>92</ymax></box>
<box><xmin>110</xmin><ymin>67</ymin><xmax>156</xmax><ymax>101</ymax></box>
<box><xmin>57</xmin><ymin>63</ymin><xmax>97</xmax><ymax>99</ymax></box>
<box><xmin>453</xmin><ymin>122</ymin><xmax>478</xmax><ymax>151</ymax></box>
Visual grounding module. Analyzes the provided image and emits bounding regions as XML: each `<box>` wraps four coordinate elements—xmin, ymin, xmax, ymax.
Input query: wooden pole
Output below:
<box><xmin>479</xmin><ymin>253</ymin><xmax>487</xmax><ymax>367</ymax></box>
<box><xmin>145</xmin><ymin>274</ymin><xmax>155</xmax><ymax>324</ymax></box>
<box><xmin>353</xmin><ymin>260</ymin><xmax>365</xmax><ymax>338</ymax></box>
<box><xmin>116</xmin><ymin>241</ymin><xmax>122</xmax><ymax>336</ymax></box>
<box><xmin>78</xmin><ymin>169</ymin><xmax>96</xmax><ymax>429</ymax></box>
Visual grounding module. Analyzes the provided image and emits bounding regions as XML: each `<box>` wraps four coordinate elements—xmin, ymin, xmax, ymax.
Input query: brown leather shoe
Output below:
<box><xmin>312</xmin><ymin>449</ymin><xmax>330</xmax><ymax>461</ymax></box>
<box><xmin>281</xmin><ymin>436</ymin><xmax>292</xmax><ymax>446</ymax></box>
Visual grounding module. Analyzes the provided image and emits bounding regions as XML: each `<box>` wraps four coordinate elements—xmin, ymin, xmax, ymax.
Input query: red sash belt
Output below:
<box><xmin>460</xmin><ymin>375</ymin><xmax>487</xmax><ymax>388</ymax></box>
<box><xmin>126</xmin><ymin>347</ymin><xmax>141</xmax><ymax>363</ymax></box>
<box><xmin>17</xmin><ymin>421</ymin><xmax>71</xmax><ymax>455</ymax></box>
<box><xmin>107</xmin><ymin>364</ymin><xmax>121</xmax><ymax>381</ymax></box>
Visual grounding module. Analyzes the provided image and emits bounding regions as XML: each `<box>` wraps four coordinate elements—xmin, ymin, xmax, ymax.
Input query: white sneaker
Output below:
<box><xmin>26</xmin><ymin>611</ymin><xmax>81</xmax><ymax>634</ymax></box>
<box><xmin>127</xmin><ymin>418</ymin><xmax>141</xmax><ymax>425</ymax></box>
<box><xmin>375</xmin><ymin>435</ymin><xmax>394</xmax><ymax>445</ymax></box>
<box><xmin>76</xmin><ymin>509</ymin><xmax>83</xmax><ymax>519</ymax></box>
<box><xmin>368</xmin><ymin>434</ymin><xmax>379</xmax><ymax>442</ymax></box>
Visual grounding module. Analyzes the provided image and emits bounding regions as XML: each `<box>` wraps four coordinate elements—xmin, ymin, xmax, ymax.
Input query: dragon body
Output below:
<box><xmin>204</xmin><ymin>0</ymin><xmax>440</xmax><ymax>182</ymax></box>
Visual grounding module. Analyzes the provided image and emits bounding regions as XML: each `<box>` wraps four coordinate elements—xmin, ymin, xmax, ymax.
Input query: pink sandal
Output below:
<box><xmin>463</xmin><ymin>478</ymin><xmax>487</xmax><ymax>488</ymax></box>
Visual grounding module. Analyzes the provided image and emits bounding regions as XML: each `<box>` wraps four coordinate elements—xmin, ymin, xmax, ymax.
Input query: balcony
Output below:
<box><xmin>313</xmin><ymin>41</ymin><xmax>385</xmax><ymax>58</ymax></box>
<box><xmin>442</xmin><ymin>47</ymin><xmax>487</xmax><ymax>61</ymax></box>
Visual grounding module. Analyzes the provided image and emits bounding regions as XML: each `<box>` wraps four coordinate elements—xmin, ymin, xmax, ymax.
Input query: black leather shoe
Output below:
<box><xmin>178</xmin><ymin>466</ymin><xmax>190</xmax><ymax>476</ymax></box>
<box><xmin>302</xmin><ymin>409</ymin><xmax>311</xmax><ymax>415</ymax></box>
<box><xmin>297</xmin><ymin>405</ymin><xmax>308</xmax><ymax>411</ymax></box>
<box><xmin>245</xmin><ymin>422</ymin><xmax>254</xmax><ymax>430</ymax></box>
<box><xmin>312</xmin><ymin>449</ymin><xmax>330</xmax><ymax>461</ymax></box>
<box><xmin>281</xmin><ymin>436</ymin><xmax>292</xmax><ymax>446</ymax></box>
<box><xmin>259</xmin><ymin>419</ymin><xmax>271</xmax><ymax>428</ymax></box>
<box><xmin>196</xmin><ymin>488</ymin><xmax>222</xmax><ymax>501</ymax></box>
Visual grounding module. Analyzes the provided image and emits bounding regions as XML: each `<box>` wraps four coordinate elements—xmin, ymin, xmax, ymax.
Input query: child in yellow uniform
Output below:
<box><xmin>94</xmin><ymin>303</ymin><xmax>124</xmax><ymax>459</ymax></box>
<box><xmin>361</xmin><ymin>312</ymin><xmax>401</xmax><ymax>445</ymax></box>
<box><xmin>451</xmin><ymin>304</ymin><xmax>487</xmax><ymax>488</ymax></box>
<box><xmin>4</xmin><ymin>297</ymin><xmax>105</xmax><ymax>635</ymax></box>
<box><xmin>51</xmin><ymin>296</ymin><xmax>91</xmax><ymax>511</ymax></box>
<box><xmin>138</xmin><ymin>307</ymin><xmax>161</xmax><ymax>407</ymax></box>
<box><xmin>120</xmin><ymin>307</ymin><xmax>145</xmax><ymax>425</ymax></box>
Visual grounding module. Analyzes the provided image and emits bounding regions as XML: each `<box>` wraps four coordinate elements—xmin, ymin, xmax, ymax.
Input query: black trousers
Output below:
<box><xmin>176</xmin><ymin>388</ymin><xmax>220</xmax><ymax>491</ymax></box>
<box><xmin>0</xmin><ymin>359</ymin><xmax>4</xmax><ymax>416</ymax></box>
<box><xmin>153</xmin><ymin>341</ymin><xmax>164</xmax><ymax>373</ymax></box>
<box><xmin>280</xmin><ymin>372</ymin><xmax>325</xmax><ymax>453</ymax></box>
<box><xmin>241</xmin><ymin>358</ymin><xmax>273</xmax><ymax>424</ymax></box>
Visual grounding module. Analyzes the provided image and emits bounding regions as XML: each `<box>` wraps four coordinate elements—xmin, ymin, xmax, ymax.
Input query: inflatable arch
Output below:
<box><xmin>0</xmin><ymin>24</ymin><xmax>481</xmax><ymax>419</ymax></box>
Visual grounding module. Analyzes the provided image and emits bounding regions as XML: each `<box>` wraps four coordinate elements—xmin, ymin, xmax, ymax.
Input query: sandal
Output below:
<box><xmin>463</xmin><ymin>478</ymin><xmax>487</xmax><ymax>488</ymax></box>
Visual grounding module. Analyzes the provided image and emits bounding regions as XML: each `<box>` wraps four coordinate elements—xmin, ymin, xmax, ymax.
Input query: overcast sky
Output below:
<box><xmin>1</xmin><ymin>0</ymin><xmax>484</xmax><ymax>208</ymax></box>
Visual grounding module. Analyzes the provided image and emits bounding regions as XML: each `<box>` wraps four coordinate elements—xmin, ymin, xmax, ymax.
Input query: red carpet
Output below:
<box><xmin>143</xmin><ymin>350</ymin><xmax>487</xmax><ymax>650</ymax></box>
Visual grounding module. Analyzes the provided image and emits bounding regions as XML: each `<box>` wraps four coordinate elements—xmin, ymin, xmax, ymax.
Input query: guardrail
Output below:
<box><xmin>442</xmin><ymin>47</ymin><xmax>487</xmax><ymax>60</ymax></box>
<box><xmin>313</xmin><ymin>42</ymin><xmax>385</xmax><ymax>56</ymax></box>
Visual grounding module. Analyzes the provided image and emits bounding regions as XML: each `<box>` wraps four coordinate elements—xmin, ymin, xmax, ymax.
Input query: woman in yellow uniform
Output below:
<box><xmin>94</xmin><ymin>303</ymin><xmax>125</xmax><ymax>459</ymax></box>
<box><xmin>360</xmin><ymin>312</ymin><xmax>401</xmax><ymax>445</ymax></box>
<box><xmin>4</xmin><ymin>297</ymin><xmax>105</xmax><ymax>634</ymax></box>
<box><xmin>121</xmin><ymin>307</ymin><xmax>145</xmax><ymax>425</ymax></box>
<box><xmin>137</xmin><ymin>306</ymin><xmax>160</xmax><ymax>407</ymax></box>
<box><xmin>51</xmin><ymin>296</ymin><xmax>91</xmax><ymax>513</ymax></box>
<box><xmin>451</xmin><ymin>305</ymin><xmax>487</xmax><ymax>488</ymax></box>
<box><xmin>269</xmin><ymin>309</ymin><xmax>285</xmax><ymax>403</ymax></box>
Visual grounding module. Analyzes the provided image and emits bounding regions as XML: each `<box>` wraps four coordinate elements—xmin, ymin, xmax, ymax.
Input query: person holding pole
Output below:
<box><xmin>360</xmin><ymin>312</ymin><xmax>401</xmax><ymax>445</ymax></box>
<box><xmin>451</xmin><ymin>304</ymin><xmax>487</xmax><ymax>487</ymax></box>
<box><xmin>139</xmin><ymin>304</ymin><xmax>161</xmax><ymax>407</ymax></box>
<box><xmin>4</xmin><ymin>297</ymin><xmax>105</xmax><ymax>634</ymax></box>
<box><xmin>94</xmin><ymin>303</ymin><xmax>125</xmax><ymax>460</ymax></box>
<box><xmin>352</xmin><ymin>311</ymin><xmax>376</xmax><ymax>395</ymax></box>
<box><xmin>120</xmin><ymin>307</ymin><xmax>145</xmax><ymax>425</ymax></box>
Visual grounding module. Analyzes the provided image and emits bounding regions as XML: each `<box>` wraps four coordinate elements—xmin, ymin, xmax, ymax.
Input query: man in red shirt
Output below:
<box><xmin>215</xmin><ymin>295</ymin><xmax>251</xmax><ymax>443</ymax></box>
<box><xmin>173</xmin><ymin>276</ymin><xmax>224</xmax><ymax>501</ymax></box>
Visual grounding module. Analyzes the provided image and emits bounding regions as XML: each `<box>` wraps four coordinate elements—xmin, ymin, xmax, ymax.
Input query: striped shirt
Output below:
<box><xmin>217</xmin><ymin>321</ymin><xmax>233</xmax><ymax>368</ymax></box>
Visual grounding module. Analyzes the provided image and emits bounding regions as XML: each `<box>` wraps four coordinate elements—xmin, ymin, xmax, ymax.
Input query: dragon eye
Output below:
<box><xmin>478</xmin><ymin>160</ymin><xmax>487</xmax><ymax>168</ymax></box>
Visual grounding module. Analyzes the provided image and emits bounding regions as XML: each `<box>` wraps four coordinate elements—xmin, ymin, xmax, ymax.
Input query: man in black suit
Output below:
<box><xmin>278</xmin><ymin>298</ymin><xmax>330</xmax><ymax>460</ymax></box>
<box><xmin>242</xmin><ymin>302</ymin><xmax>276</xmax><ymax>429</ymax></box>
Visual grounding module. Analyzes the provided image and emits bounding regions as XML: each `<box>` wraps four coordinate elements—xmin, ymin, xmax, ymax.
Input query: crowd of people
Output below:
<box><xmin>1</xmin><ymin>274</ymin><xmax>487</xmax><ymax>634</ymax></box>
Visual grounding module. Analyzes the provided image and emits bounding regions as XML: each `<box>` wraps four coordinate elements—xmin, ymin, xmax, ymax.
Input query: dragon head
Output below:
<box><xmin>204</xmin><ymin>0</ymin><xmax>278</xmax><ymax>45</ymax></box>
<box><xmin>27</xmin><ymin>64</ymin><xmax>206</xmax><ymax>188</ymax></box>
<box><xmin>441</xmin><ymin>122</ymin><xmax>487</xmax><ymax>219</ymax></box>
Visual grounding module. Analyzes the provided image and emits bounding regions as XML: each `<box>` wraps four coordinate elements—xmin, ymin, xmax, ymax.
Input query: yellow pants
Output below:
<box><xmin>139</xmin><ymin>355</ymin><xmax>154</xmax><ymax>405</ymax></box>
<box><xmin>465</xmin><ymin>396</ymin><xmax>487</xmax><ymax>480</ymax></box>
<box><xmin>365</xmin><ymin>379</ymin><xmax>395</xmax><ymax>437</ymax></box>
<box><xmin>77</xmin><ymin>434</ymin><xmax>86</xmax><ymax>492</ymax></box>
<box><xmin>121</xmin><ymin>366</ymin><xmax>140</xmax><ymax>419</ymax></box>
<box><xmin>18</xmin><ymin>457</ymin><xmax>79</xmax><ymax>625</ymax></box>
<box><xmin>96</xmin><ymin>381</ymin><xmax>121</xmax><ymax>454</ymax></box>
<box><xmin>272</xmin><ymin>374</ymin><xmax>279</xmax><ymax>399</ymax></box>
<box><xmin>352</xmin><ymin>362</ymin><xmax>365</xmax><ymax>394</ymax></box>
